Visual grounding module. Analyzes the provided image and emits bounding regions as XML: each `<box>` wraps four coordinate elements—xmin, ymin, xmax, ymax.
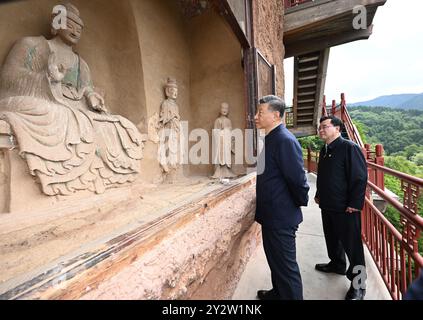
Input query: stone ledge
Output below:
<box><xmin>1</xmin><ymin>174</ymin><xmax>257</xmax><ymax>300</ymax></box>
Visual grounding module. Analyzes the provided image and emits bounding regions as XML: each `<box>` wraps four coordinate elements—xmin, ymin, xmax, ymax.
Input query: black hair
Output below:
<box><xmin>319</xmin><ymin>115</ymin><xmax>342</xmax><ymax>128</ymax></box>
<box><xmin>258</xmin><ymin>95</ymin><xmax>286</xmax><ymax>118</ymax></box>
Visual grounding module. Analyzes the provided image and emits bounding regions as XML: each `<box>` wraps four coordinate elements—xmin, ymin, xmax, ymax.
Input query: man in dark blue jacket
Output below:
<box><xmin>254</xmin><ymin>95</ymin><xmax>309</xmax><ymax>300</ymax></box>
<box><xmin>315</xmin><ymin>116</ymin><xmax>368</xmax><ymax>300</ymax></box>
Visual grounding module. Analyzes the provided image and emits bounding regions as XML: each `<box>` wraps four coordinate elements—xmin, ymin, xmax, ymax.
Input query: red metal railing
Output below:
<box><xmin>309</xmin><ymin>93</ymin><xmax>423</xmax><ymax>299</ymax></box>
<box><xmin>284</xmin><ymin>0</ymin><xmax>314</xmax><ymax>10</ymax></box>
<box><xmin>363</xmin><ymin>165</ymin><xmax>423</xmax><ymax>299</ymax></box>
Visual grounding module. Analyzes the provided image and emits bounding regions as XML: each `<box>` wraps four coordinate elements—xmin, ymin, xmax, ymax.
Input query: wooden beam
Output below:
<box><xmin>289</xmin><ymin>125</ymin><xmax>317</xmax><ymax>137</ymax></box>
<box><xmin>285</xmin><ymin>0</ymin><xmax>334</xmax><ymax>14</ymax></box>
<box><xmin>284</xmin><ymin>0</ymin><xmax>386</xmax><ymax>34</ymax></box>
<box><xmin>285</xmin><ymin>26</ymin><xmax>373</xmax><ymax>58</ymax></box>
<box><xmin>212</xmin><ymin>0</ymin><xmax>251</xmax><ymax>48</ymax></box>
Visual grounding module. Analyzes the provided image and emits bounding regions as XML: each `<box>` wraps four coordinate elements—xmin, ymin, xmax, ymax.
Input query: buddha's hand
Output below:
<box><xmin>87</xmin><ymin>92</ymin><xmax>107</xmax><ymax>113</ymax></box>
<box><xmin>47</xmin><ymin>53</ymin><xmax>65</xmax><ymax>82</ymax></box>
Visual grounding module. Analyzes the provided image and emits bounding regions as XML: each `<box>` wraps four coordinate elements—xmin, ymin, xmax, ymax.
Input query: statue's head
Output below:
<box><xmin>51</xmin><ymin>3</ymin><xmax>84</xmax><ymax>46</ymax></box>
<box><xmin>165</xmin><ymin>77</ymin><xmax>178</xmax><ymax>100</ymax></box>
<box><xmin>220</xmin><ymin>102</ymin><xmax>229</xmax><ymax>116</ymax></box>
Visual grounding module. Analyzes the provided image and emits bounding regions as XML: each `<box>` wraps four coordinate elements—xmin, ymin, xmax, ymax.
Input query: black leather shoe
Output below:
<box><xmin>315</xmin><ymin>263</ymin><xmax>346</xmax><ymax>275</ymax></box>
<box><xmin>257</xmin><ymin>289</ymin><xmax>279</xmax><ymax>300</ymax></box>
<box><xmin>345</xmin><ymin>284</ymin><xmax>366</xmax><ymax>300</ymax></box>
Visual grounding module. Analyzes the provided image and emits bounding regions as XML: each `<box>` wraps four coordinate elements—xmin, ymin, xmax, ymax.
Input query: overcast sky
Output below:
<box><xmin>284</xmin><ymin>0</ymin><xmax>423</xmax><ymax>104</ymax></box>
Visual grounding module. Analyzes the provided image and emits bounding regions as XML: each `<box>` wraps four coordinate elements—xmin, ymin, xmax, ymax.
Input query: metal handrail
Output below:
<box><xmin>367</xmin><ymin>162</ymin><xmax>423</xmax><ymax>187</ymax></box>
<box><xmin>368</xmin><ymin>180</ymin><xmax>423</xmax><ymax>229</ymax></box>
<box><xmin>363</xmin><ymin>198</ymin><xmax>423</xmax><ymax>300</ymax></box>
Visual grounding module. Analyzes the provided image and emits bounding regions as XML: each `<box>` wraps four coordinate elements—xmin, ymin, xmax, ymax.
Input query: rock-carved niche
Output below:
<box><xmin>0</xmin><ymin>3</ymin><xmax>145</xmax><ymax>196</ymax></box>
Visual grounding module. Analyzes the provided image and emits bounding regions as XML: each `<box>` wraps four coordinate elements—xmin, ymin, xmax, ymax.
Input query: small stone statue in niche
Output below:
<box><xmin>211</xmin><ymin>102</ymin><xmax>236</xmax><ymax>179</ymax></box>
<box><xmin>157</xmin><ymin>77</ymin><xmax>184</xmax><ymax>183</ymax></box>
<box><xmin>0</xmin><ymin>3</ymin><xmax>144</xmax><ymax>196</ymax></box>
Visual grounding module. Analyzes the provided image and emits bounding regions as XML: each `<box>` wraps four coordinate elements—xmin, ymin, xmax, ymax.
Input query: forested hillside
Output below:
<box><xmin>348</xmin><ymin>106</ymin><xmax>423</xmax><ymax>159</ymax></box>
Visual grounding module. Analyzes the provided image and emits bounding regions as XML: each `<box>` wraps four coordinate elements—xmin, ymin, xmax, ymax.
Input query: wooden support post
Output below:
<box><xmin>322</xmin><ymin>95</ymin><xmax>327</xmax><ymax>116</ymax></box>
<box><xmin>331</xmin><ymin>99</ymin><xmax>336</xmax><ymax>116</ymax></box>
<box><xmin>364</xmin><ymin>143</ymin><xmax>375</xmax><ymax>184</ymax></box>
<box><xmin>375</xmin><ymin>144</ymin><xmax>385</xmax><ymax>190</ymax></box>
<box><xmin>307</xmin><ymin>146</ymin><xmax>312</xmax><ymax>173</ymax></box>
<box><xmin>364</xmin><ymin>144</ymin><xmax>371</xmax><ymax>159</ymax></box>
<box><xmin>341</xmin><ymin>93</ymin><xmax>346</xmax><ymax>119</ymax></box>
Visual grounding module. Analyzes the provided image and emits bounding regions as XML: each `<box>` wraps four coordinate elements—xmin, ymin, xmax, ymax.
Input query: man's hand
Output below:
<box><xmin>87</xmin><ymin>92</ymin><xmax>107</xmax><ymax>113</ymax></box>
<box><xmin>346</xmin><ymin>207</ymin><xmax>360</xmax><ymax>214</ymax></box>
<box><xmin>314</xmin><ymin>197</ymin><xmax>319</xmax><ymax>204</ymax></box>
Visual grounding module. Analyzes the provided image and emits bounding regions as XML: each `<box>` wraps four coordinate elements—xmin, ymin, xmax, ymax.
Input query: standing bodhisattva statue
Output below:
<box><xmin>211</xmin><ymin>102</ymin><xmax>236</xmax><ymax>179</ymax></box>
<box><xmin>0</xmin><ymin>3</ymin><xmax>144</xmax><ymax>195</ymax></box>
<box><xmin>157</xmin><ymin>77</ymin><xmax>184</xmax><ymax>183</ymax></box>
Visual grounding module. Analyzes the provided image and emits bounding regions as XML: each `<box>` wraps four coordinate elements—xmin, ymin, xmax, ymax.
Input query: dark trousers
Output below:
<box><xmin>262</xmin><ymin>226</ymin><xmax>303</xmax><ymax>300</ymax></box>
<box><xmin>321</xmin><ymin>210</ymin><xmax>366</xmax><ymax>283</ymax></box>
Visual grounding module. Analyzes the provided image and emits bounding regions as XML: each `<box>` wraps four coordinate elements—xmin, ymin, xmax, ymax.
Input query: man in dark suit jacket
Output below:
<box><xmin>314</xmin><ymin>115</ymin><xmax>368</xmax><ymax>300</ymax></box>
<box><xmin>254</xmin><ymin>95</ymin><xmax>309</xmax><ymax>300</ymax></box>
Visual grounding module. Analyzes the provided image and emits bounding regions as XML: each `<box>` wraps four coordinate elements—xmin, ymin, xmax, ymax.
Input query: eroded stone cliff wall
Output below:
<box><xmin>253</xmin><ymin>0</ymin><xmax>285</xmax><ymax>97</ymax></box>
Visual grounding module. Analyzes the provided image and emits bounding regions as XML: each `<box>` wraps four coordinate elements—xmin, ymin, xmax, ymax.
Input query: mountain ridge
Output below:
<box><xmin>349</xmin><ymin>92</ymin><xmax>423</xmax><ymax>110</ymax></box>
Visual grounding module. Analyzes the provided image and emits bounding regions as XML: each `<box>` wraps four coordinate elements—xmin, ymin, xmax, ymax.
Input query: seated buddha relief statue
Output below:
<box><xmin>0</xmin><ymin>3</ymin><xmax>144</xmax><ymax>196</ymax></box>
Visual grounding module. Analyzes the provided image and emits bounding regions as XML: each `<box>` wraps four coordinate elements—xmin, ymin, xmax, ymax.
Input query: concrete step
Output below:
<box><xmin>297</xmin><ymin>112</ymin><xmax>315</xmax><ymax>117</ymax></box>
<box><xmin>298</xmin><ymin>91</ymin><xmax>316</xmax><ymax>96</ymax></box>
<box><xmin>298</xmin><ymin>55</ymin><xmax>319</xmax><ymax>64</ymax></box>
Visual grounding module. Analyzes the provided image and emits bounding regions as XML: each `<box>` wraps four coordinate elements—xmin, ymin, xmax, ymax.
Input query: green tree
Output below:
<box><xmin>298</xmin><ymin>135</ymin><xmax>324</xmax><ymax>152</ymax></box>
<box><xmin>403</xmin><ymin>144</ymin><xmax>423</xmax><ymax>160</ymax></box>
<box><xmin>412</xmin><ymin>152</ymin><xmax>423</xmax><ymax>166</ymax></box>
<box><xmin>348</xmin><ymin>107</ymin><xmax>423</xmax><ymax>155</ymax></box>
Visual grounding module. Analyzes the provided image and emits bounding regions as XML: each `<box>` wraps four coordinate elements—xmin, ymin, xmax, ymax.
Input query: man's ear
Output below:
<box><xmin>275</xmin><ymin>111</ymin><xmax>281</xmax><ymax>120</ymax></box>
